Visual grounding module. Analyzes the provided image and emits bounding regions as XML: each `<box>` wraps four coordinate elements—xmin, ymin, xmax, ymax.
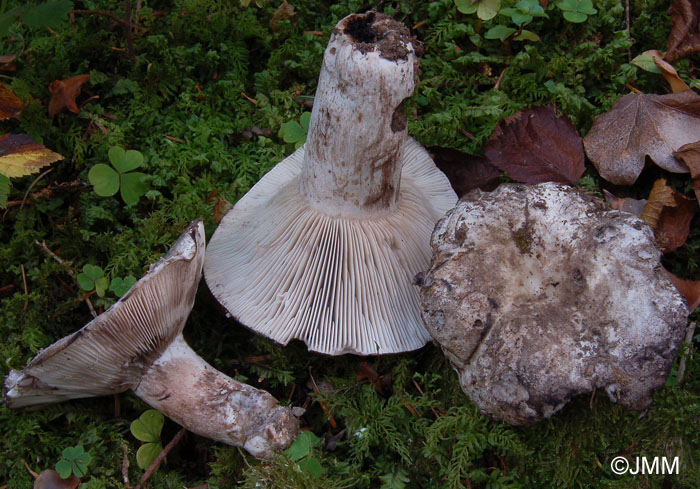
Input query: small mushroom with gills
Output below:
<box><xmin>204</xmin><ymin>12</ymin><xmax>457</xmax><ymax>356</ymax></box>
<box><xmin>3</xmin><ymin>219</ymin><xmax>302</xmax><ymax>458</ymax></box>
<box><xmin>418</xmin><ymin>183</ymin><xmax>689</xmax><ymax>424</ymax></box>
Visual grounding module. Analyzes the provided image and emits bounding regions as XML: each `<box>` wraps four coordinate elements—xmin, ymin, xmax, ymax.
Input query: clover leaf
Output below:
<box><xmin>455</xmin><ymin>0</ymin><xmax>500</xmax><ymax>20</ymax></box>
<box><xmin>500</xmin><ymin>0</ymin><xmax>547</xmax><ymax>26</ymax></box>
<box><xmin>131</xmin><ymin>409</ymin><xmax>164</xmax><ymax>469</ymax></box>
<box><xmin>557</xmin><ymin>0</ymin><xmax>597</xmax><ymax>23</ymax></box>
<box><xmin>109</xmin><ymin>275</ymin><xmax>136</xmax><ymax>297</ymax></box>
<box><xmin>77</xmin><ymin>264</ymin><xmax>110</xmax><ymax>297</ymax></box>
<box><xmin>55</xmin><ymin>445</ymin><xmax>91</xmax><ymax>479</ymax></box>
<box><xmin>284</xmin><ymin>430</ymin><xmax>323</xmax><ymax>477</ymax></box>
<box><xmin>279</xmin><ymin>112</ymin><xmax>311</xmax><ymax>149</ymax></box>
<box><xmin>88</xmin><ymin>146</ymin><xmax>149</xmax><ymax>205</ymax></box>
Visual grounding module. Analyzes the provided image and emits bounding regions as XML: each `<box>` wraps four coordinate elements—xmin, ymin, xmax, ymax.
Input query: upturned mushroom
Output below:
<box><xmin>204</xmin><ymin>12</ymin><xmax>457</xmax><ymax>356</ymax></box>
<box><xmin>418</xmin><ymin>183</ymin><xmax>689</xmax><ymax>424</ymax></box>
<box><xmin>3</xmin><ymin>219</ymin><xmax>301</xmax><ymax>458</ymax></box>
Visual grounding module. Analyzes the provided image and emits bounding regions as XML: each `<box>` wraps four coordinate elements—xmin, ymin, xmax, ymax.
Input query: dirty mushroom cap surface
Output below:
<box><xmin>4</xmin><ymin>219</ymin><xmax>301</xmax><ymax>458</ymax></box>
<box><xmin>204</xmin><ymin>12</ymin><xmax>456</xmax><ymax>356</ymax></box>
<box><xmin>419</xmin><ymin>183</ymin><xmax>689</xmax><ymax>424</ymax></box>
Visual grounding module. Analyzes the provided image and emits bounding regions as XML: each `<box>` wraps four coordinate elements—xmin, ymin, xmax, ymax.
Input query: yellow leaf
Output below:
<box><xmin>0</xmin><ymin>134</ymin><xmax>63</xmax><ymax>178</ymax></box>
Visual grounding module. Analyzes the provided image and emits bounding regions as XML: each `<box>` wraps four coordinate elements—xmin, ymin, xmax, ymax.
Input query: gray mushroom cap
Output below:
<box><xmin>419</xmin><ymin>183</ymin><xmax>689</xmax><ymax>424</ymax></box>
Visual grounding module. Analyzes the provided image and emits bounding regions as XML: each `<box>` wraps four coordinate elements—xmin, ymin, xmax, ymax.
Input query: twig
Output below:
<box><xmin>412</xmin><ymin>378</ymin><xmax>441</xmax><ymax>418</ymax></box>
<box><xmin>625</xmin><ymin>0</ymin><xmax>631</xmax><ymax>63</ymax></box>
<box><xmin>19</xmin><ymin>168</ymin><xmax>53</xmax><ymax>213</ymax></box>
<box><xmin>35</xmin><ymin>240</ymin><xmax>97</xmax><ymax>318</ymax></box>
<box><xmin>309</xmin><ymin>368</ymin><xmax>337</xmax><ymax>428</ymax></box>
<box><xmin>20</xmin><ymin>264</ymin><xmax>28</xmax><ymax>310</ymax></box>
<box><xmin>121</xmin><ymin>444</ymin><xmax>131</xmax><ymax>488</ymax></box>
<box><xmin>677</xmin><ymin>321</ymin><xmax>696</xmax><ymax>386</ymax></box>
<box><xmin>22</xmin><ymin>459</ymin><xmax>39</xmax><ymax>479</ymax></box>
<box><xmin>494</xmin><ymin>67</ymin><xmax>508</xmax><ymax>90</ymax></box>
<box><xmin>136</xmin><ymin>427</ymin><xmax>187</xmax><ymax>489</ymax></box>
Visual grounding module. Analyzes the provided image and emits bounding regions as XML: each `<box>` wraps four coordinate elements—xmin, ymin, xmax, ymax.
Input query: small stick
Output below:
<box><xmin>241</xmin><ymin>92</ymin><xmax>258</xmax><ymax>105</ymax></box>
<box><xmin>494</xmin><ymin>67</ymin><xmax>508</xmax><ymax>90</ymax></box>
<box><xmin>136</xmin><ymin>427</ymin><xmax>187</xmax><ymax>489</ymax></box>
<box><xmin>676</xmin><ymin>321</ymin><xmax>696</xmax><ymax>386</ymax></box>
<box><xmin>309</xmin><ymin>368</ymin><xmax>337</xmax><ymax>428</ymax></box>
<box><xmin>19</xmin><ymin>168</ymin><xmax>53</xmax><ymax>212</ymax></box>
<box><xmin>20</xmin><ymin>264</ymin><xmax>28</xmax><ymax>310</ymax></box>
<box><xmin>121</xmin><ymin>444</ymin><xmax>131</xmax><ymax>488</ymax></box>
<box><xmin>35</xmin><ymin>240</ymin><xmax>97</xmax><ymax>317</ymax></box>
<box><xmin>22</xmin><ymin>459</ymin><xmax>39</xmax><ymax>479</ymax></box>
<box><xmin>412</xmin><ymin>378</ymin><xmax>441</xmax><ymax>418</ymax></box>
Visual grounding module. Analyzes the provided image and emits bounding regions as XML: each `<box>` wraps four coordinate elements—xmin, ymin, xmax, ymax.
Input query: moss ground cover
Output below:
<box><xmin>1</xmin><ymin>0</ymin><xmax>699</xmax><ymax>487</ymax></box>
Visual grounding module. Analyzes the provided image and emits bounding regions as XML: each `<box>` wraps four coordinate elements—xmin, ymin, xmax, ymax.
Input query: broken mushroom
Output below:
<box><xmin>418</xmin><ymin>183</ymin><xmax>689</xmax><ymax>424</ymax></box>
<box><xmin>204</xmin><ymin>12</ymin><xmax>456</xmax><ymax>355</ymax></box>
<box><xmin>3</xmin><ymin>219</ymin><xmax>301</xmax><ymax>458</ymax></box>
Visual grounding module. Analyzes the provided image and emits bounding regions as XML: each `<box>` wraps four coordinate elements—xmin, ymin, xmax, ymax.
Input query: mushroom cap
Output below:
<box><xmin>419</xmin><ymin>183</ymin><xmax>689</xmax><ymax>424</ymax></box>
<box><xmin>204</xmin><ymin>138</ymin><xmax>456</xmax><ymax>355</ymax></box>
<box><xmin>4</xmin><ymin>219</ymin><xmax>205</xmax><ymax>408</ymax></box>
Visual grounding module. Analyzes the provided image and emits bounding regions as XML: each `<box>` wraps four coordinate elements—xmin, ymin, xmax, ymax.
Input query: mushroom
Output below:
<box><xmin>418</xmin><ymin>183</ymin><xmax>689</xmax><ymax>424</ymax></box>
<box><xmin>204</xmin><ymin>12</ymin><xmax>457</xmax><ymax>356</ymax></box>
<box><xmin>3</xmin><ymin>219</ymin><xmax>302</xmax><ymax>458</ymax></box>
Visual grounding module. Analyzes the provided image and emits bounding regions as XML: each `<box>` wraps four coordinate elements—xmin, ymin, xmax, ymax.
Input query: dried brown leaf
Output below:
<box><xmin>641</xmin><ymin>179</ymin><xmax>677</xmax><ymax>228</ymax></box>
<box><xmin>270</xmin><ymin>1</ymin><xmax>297</xmax><ymax>32</ymax></box>
<box><xmin>0</xmin><ymin>134</ymin><xmax>63</xmax><ymax>178</ymax></box>
<box><xmin>666</xmin><ymin>0</ymin><xmax>700</xmax><ymax>62</ymax></box>
<box><xmin>655</xmin><ymin>193</ymin><xmax>696</xmax><ymax>253</ymax></box>
<box><xmin>48</xmin><ymin>74</ymin><xmax>90</xmax><ymax>118</ymax></box>
<box><xmin>674</xmin><ymin>140</ymin><xmax>700</xmax><ymax>179</ymax></box>
<box><xmin>212</xmin><ymin>196</ymin><xmax>232</xmax><ymax>224</ymax></box>
<box><xmin>583</xmin><ymin>91</ymin><xmax>700</xmax><ymax>185</ymax></box>
<box><xmin>428</xmin><ymin>146</ymin><xmax>500</xmax><ymax>197</ymax></box>
<box><xmin>603</xmin><ymin>189</ymin><xmax>647</xmax><ymax>216</ymax></box>
<box><xmin>484</xmin><ymin>105</ymin><xmax>585</xmax><ymax>185</ymax></box>
<box><xmin>0</xmin><ymin>81</ymin><xmax>24</xmax><ymax>120</ymax></box>
<box><xmin>34</xmin><ymin>470</ymin><xmax>80</xmax><ymax>489</ymax></box>
<box><xmin>664</xmin><ymin>269</ymin><xmax>700</xmax><ymax>311</ymax></box>
<box><xmin>651</xmin><ymin>53</ymin><xmax>690</xmax><ymax>93</ymax></box>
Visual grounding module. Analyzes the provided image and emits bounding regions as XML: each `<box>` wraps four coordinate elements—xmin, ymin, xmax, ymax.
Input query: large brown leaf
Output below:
<box><xmin>428</xmin><ymin>146</ymin><xmax>500</xmax><ymax>197</ymax></box>
<box><xmin>640</xmin><ymin>179</ymin><xmax>697</xmax><ymax>253</ymax></box>
<box><xmin>0</xmin><ymin>134</ymin><xmax>63</xmax><ymax>178</ymax></box>
<box><xmin>666</xmin><ymin>0</ymin><xmax>700</xmax><ymax>62</ymax></box>
<box><xmin>48</xmin><ymin>74</ymin><xmax>90</xmax><ymax>118</ymax></box>
<box><xmin>583</xmin><ymin>91</ymin><xmax>700</xmax><ymax>185</ymax></box>
<box><xmin>664</xmin><ymin>268</ymin><xmax>700</xmax><ymax>312</ymax></box>
<box><xmin>674</xmin><ymin>140</ymin><xmax>700</xmax><ymax>201</ymax></box>
<box><xmin>483</xmin><ymin>105</ymin><xmax>585</xmax><ymax>185</ymax></box>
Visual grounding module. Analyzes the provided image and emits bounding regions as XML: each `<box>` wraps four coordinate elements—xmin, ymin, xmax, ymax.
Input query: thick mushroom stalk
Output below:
<box><xmin>301</xmin><ymin>13</ymin><xmax>419</xmax><ymax>216</ymax></box>
<box><xmin>3</xmin><ymin>220</ymin><xmax>301</xmax><ymax>458</ymax></box>
<box><xmin>204</xmin><ymin>12</ymin><xmax>456</xmax><ymax>355</ymax></box>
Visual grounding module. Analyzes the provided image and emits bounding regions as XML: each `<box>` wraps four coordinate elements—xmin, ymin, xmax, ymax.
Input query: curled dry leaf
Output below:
<box><xmin>583</xmin><ymin>91</ymin><xmax>700</xmax><ymax>185</ymax></box>
<box><xmin>0</xmin><ymin>134</ymin><xmax>63</xmax><ymax>178</ymax></box>
<box><xmin>640</xmin><ymin>179</ymin><xmax>697</xmax><ymax>253</ymax></box>
<box><xmin>603</xmin><ymin>189</ymin><xmax>647</xmax><ymax>216</ymax></box>
<box><xmin>427</xmin><ymin>146</ymin><xmax>500</xmax><ymax>197</ymax></box>
<box><xmin>666</xmin><ymin>0</ymin><xmax>700</xmax><ymax>62</ymax></box>
<box><xmin>0</xmin><ymin>81</ymin><xmax>24</xmax><ymax>120</ymax></box>
<box><xmin>34</xmin><ymin>469</ymin><xmax>80</xmax><ymax>489</ymax></box>
<box><xmin>48</xmin><ymin>74</ymin><xmax>90</xmax><ymax>118</ymax></box>
<box><xmin>674</xmin><ymin>140</ymin><xmax>700</xmax><ymax>201</ymax></box>
<box><xmin>652</xmin><ymin>52</ymin><xmax>690</xmax><ymax>93</ymax></box>
<box><xmin>484</xmin><ymin>105</ymin><xmax>585</xmax><ymax>185</ymax></box>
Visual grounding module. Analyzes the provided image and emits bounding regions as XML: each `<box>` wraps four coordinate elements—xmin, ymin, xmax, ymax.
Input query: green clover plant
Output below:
<box><xmin>485</xmin><ymin>0</ymin><xmax>547</xmax><ymax>42</ymax></box>
<box><xmin>77</xmin><ymin>264</ymin><xmax>110</xmax><ymax>297</ymax></box>
<box><xmin>109</xmin><ymin>275</ymin><xmax>137</xmax><ymax>297</ymax></box>
<box><xmin>556</xmin><ymin>0</ymin><xmax>597</xmax><ymax>23</ymax></box>
<box><xmin>55</xmin><ymin>445</ymin><xmax>92</xmax><ymax>479</ymax></box>
<box><xmin>88</xmin><ymin>146</ymin><xmax>149</xmax><ymax>205</ymax></box>
<box><xmin>278</xmin><ymin>112</ymin><xmax>311</xmax><ymax>149</ymax></box>
<box><xmin>455</xmin><ymin>0</ymin><xmax>500</xmax><ymax>20</ymax></box>
<box><xmin>0</xmin><ymin>0</ymin><xmax>73</xmax><ymax>37</ymax></box>
<box><xmin>284</xmin><ymin>430</ymin><xmax>324</xmax><ymax>477</ymax></box>
<box><xmin>130</xmin><ymin>409</ymin><xmax>164</xmax><ymax>469</ymax></box>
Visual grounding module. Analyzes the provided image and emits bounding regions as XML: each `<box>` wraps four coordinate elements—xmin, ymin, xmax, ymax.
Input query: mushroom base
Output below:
<box><xmin>134</xmin><ymin>335</ymin><xmax>301</xmax><ymax>458</ymax></box>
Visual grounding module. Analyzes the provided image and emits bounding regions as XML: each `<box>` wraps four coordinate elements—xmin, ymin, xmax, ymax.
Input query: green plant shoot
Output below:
<box><xmin>284</xmin><ymin>430</ymin><xmax>324</xmax><ymax>478</ymax></box>
<box><xmin>455</xmin><ymin>0</ymin><xmax>500</xmax><ymax>20</ymax></box>
<box><xmin>556</xmin><ymin>0</ymin><xmax>597</xmax><ymax>23</ymax></box>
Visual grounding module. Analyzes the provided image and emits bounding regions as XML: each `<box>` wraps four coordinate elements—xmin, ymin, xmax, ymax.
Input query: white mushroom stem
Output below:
<box><xmin>300</xmin><ymin>12</ymin><xmax>420</xmax><ymax>217</ymax></box>
<box><xmin>133</xmin><ymin>335</ymin><xmax>301</xmax><ymax>458</ymax></box>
